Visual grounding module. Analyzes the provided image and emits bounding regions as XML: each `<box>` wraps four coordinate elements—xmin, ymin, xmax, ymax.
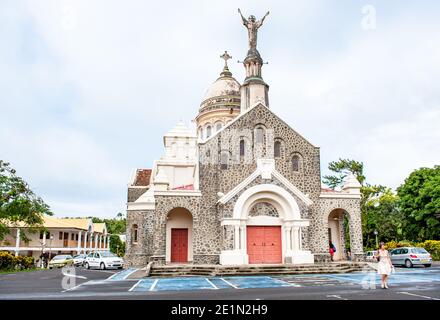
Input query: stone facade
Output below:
<box><xmin>124</xmin><ymin>18</ymin><xmax>363</xmax><ymax>266</ymax></box>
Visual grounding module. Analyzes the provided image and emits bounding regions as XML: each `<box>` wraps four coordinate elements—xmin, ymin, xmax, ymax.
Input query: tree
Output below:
<box><xmin>323</xmin><ymin>158</ymin><xmax>402</xmax><ymax>249</ymax></box>
<box><xmin>323</xmin><ymin>158</ymin><xmax>366</xmax><ymax>189</ymax></box>
<box><xmin>110</xmin><ymin>234</ymin><xmax>125</xmax><ymax>257</ymax></box>
<box><xmin>0</xmin><ymin>160</ymin><xmax>51</xmax><ymax>240</ymax></box>
<box><xmin>397</xmin><ymin>166</ymin><xmax>440</xmax><ymax>241</ymax></box>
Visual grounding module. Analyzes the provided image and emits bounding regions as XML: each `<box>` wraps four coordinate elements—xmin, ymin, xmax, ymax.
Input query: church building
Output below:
<box><xmin>125</xmin><ymin>12</ymin><xmax>363</xmax><ymax>266</ymax></box>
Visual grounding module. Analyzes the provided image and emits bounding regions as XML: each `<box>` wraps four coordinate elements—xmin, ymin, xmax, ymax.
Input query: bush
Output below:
<box><xmin>0</xmin><ymin>251</ymin><xmax>35</xmax><ymax>271</ymax></box>
<box><xmin>418</xmin><ymin>240</ymin><xmax>440</xmax><ymax>261</ymax></box>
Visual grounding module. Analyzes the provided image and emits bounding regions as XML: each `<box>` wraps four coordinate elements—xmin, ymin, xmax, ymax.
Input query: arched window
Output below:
<box><xmin>292</xmin><ymin>155</ymin><xmax>300</xmax><ymax>172</ymax></box>
<box><xmin>255</xmin><ymin>127</ymin><xmax>264</xmax><ymax>144</ymax></box>
<box><xmin>220</xmin><ymin>151</ymin><xmax>228</xmax><ymax>170</ymax></box>
<box><xmin>206</xmin><ymin>125</ymin><xmax>212</xmax><ymax>138</ymax></box>
<box><xmin>274</xmin><ymin>141</ymin><xmax>281</xmax><ymax>158</ymax></box>
<box><xmin>215</xmin><ymin>122</ymin><xmax>223</xmax><ymax>132</ymax></box>
<box><xmin>132</xmin><ymin>224</ymin><xmax>138</xmax><ymax>244</ymax></box>
<box><xmin>240</xmin><ymin>139</ymin><xmax>245</xmax><ymax>157</ymax></box>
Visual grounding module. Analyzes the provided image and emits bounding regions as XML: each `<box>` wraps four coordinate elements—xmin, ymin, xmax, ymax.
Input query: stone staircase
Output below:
<box><xmin>139</xmin><ymin>262</ymin><xmax>372</xmax><ymax>278</ymax></box>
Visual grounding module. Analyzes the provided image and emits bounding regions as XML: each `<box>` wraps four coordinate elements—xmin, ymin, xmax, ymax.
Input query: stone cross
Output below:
<box><xmin>220</xmin><ymin>51</ymin><xmax>232</xmax><ymax>68</ymax></box>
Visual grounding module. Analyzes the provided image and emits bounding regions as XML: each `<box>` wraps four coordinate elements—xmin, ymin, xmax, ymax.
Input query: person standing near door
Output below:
<box><xmin>329</xmin><ymin>241</ymin><xmax>336</xmax><ymax>261</ymax></box>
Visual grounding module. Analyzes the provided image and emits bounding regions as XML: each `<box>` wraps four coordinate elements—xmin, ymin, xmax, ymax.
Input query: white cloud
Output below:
<box><xmin>1</xmin><ymin>0</ymin><xmax>439</xmax><ymax>217</ymax></box>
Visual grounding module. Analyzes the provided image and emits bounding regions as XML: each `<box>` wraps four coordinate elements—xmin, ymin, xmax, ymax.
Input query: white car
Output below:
<box><xmin>84</xmin><ymin>251</ymin><xmax>124</xmax><ymax>270</ymax></box>
<box><xmin>72</xmin><ymin>254</ymin><xmax>87</xmax><ymax>266</ymax></box>
<box><xmin>366</xmin><ymin>250</ymin><xmax>378</xmax><ymax>261</ymax></box>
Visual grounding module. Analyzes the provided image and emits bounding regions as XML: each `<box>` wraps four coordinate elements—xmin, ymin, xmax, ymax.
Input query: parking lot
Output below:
<box><xmin>0</xmin><ymin>265</ymin><xmax>439</xmax><ymax>300</ymax></box>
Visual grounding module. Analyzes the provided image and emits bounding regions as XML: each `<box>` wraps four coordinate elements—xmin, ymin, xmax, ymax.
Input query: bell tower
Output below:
<box><xmin>238</xmin><ymin>9</ymin><xmax>270</xmax><ymax>113</ymax></box>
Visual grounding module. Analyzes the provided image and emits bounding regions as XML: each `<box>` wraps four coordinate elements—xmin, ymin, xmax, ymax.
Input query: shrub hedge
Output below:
<box><xmin>0</xmin><ymin>251</ymin><xmax>35</xmax><ymax>271</ymax></box>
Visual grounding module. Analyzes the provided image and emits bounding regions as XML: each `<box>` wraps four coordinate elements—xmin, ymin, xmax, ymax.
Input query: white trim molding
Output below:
<box><xmin>218</xmin><ymin>159</ymin><xmax>313</xmax><ymax>207</ymax></box>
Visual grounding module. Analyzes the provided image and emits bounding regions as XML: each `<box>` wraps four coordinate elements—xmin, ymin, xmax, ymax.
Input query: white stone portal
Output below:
<box><xmin>220</xmin><ymin>183</ymin><xmax>314</xmax><ymax>265</ymax></box>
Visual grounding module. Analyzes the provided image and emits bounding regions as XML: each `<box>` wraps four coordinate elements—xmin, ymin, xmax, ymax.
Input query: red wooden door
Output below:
<box><xmin>247</xmin><ymin>226</ymin><xmax>282</xmax><ymax>264</ymax></box>
<box><xmin>171</xmin><ymin>228</ymin><xmax>188</xmax><ymax>263</ymax></box>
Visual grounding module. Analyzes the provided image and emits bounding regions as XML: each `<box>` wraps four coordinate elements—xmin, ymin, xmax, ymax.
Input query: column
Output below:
<box><xmin>239</xmin><ymin>226</ymin><xmax>245</xmax><ymax>251</ymax></box>
<box><xmin>285</xmin><ymin>227</ymin><xmax>292</xmax><ymax>251</ymax></box>
<box><xmin>89</xmin><ymin>232</ymin><xmax>93</xmax><ymax>250</ymax></box>
<box><xmin>83</xmin><ymin>232</ymin><xmax>88</xmax><ymax>252</ymax></box>
<box><xmin>103</xmin><ymin>235</ymin><xmax>107</xmax><ymax>250</ymax></box>
<box><xmin>292</xmin><ymin>227</ymin><xmax>300</xmax><ymax>251</ymax></box>
<box><xmin>107</xmin><ymin>236</ymin><xmax>110</xmax><ymax>250</ymax></box>
<box><xmin>299</xmin><ymin>227</ymin><xmax>302</xmax><ymax>251</ymax></box>
<box><xmin>94</xmin><ymin>234</ymin><xmax>98</xmax><ymax>250</ymax></box>
<box><xmin>15</xmin><ymin>228</ymin><xmax>21</xmax><ymax>257</ymax></box>
<box><xmin>77</xmin><ymin>231</ymin><xmax>82</xmax><ymax>254</ymax></box>
<box><xmin>99</xmin><ymin>235</ymin><xmax>103</xmax><ymax>250</ymax></box>
<box><xmin>234</xmin><ymin>225</ymin><xmax>240</xmax><ymax>250</ymax></box>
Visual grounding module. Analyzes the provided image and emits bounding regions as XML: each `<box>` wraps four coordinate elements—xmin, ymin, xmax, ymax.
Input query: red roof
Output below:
<box><xmin>134</xmin><ymin>169</ymin><xmax>152</xmax><ymax>186</ymax></box>
<box><xmin>172</xmin><ymin>184</ymin><xmax>194</xmax><ymax>190</ymax></box>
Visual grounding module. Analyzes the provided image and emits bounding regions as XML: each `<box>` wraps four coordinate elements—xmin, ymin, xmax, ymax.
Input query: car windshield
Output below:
<box><xmin>100</xmin><ymin>252</ymin><xmax>117</xmax><ymax>258</ymax></box>
<box><xmin>411</xmin><ymin>248</ymin><xmax>428</xmax><ymax>254</ymax></box>
<box><xmin>53</xmin><ymin>255</ymin><xmax>69</xmax><ymax>260</ymax></box>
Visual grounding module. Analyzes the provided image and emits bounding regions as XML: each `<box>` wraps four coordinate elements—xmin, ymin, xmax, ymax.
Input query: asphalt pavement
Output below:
<box><xmin>0</xmin><ymin>265</ymin><xmax>439</xmax><ymax>300</ymax></box>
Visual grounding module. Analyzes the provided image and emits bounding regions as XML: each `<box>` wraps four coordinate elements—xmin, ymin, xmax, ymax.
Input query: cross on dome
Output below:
<box><xmin>220</xmin><ymin>51</ymin><xmax>232</xmax><ymax>67</ymax></box>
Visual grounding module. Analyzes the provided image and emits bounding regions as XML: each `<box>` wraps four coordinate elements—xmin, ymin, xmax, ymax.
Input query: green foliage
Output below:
<box><xmin>322</xmin><ymin>158</ymin><xmax>366</xmax><ymax>189</ymax></box>
<box><xmin>397</xmin><ymin>166</ymin><xmax>440</xmax><ymax>241</ymax></box>
<box><xmin>0</xmin><ymin>251</ymin><xmax>35</xmax><ymax>270</ymax></box>
<box><xmin>110</xmin><ymin>235</ymin><xmax>125</xmax><ymax>257</ymax></box>
<box><xmin>0</xmin><ymin>160</ymin><xmax>52</xmax><ymax>240</ymax></box>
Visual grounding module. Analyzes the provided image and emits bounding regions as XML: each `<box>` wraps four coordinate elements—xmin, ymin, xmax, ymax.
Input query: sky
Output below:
<box><xmin>1</xmin><ymin>0</ymin><xmax>439</xmax><ymax>218</ymax></box>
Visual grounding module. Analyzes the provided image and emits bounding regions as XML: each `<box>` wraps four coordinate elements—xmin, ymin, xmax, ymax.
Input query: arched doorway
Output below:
<box><xmin>219</xmin><ymin>184</ymin><xmax>314</xmax><ymax>265</ymax></box>
<box><xmin>166</xmin><ymin>207</ymin><xmax>193</xmax><ymax>263</ymax></box>
<box><xmin>327</xmin><ymin>209</ymin><xmax>350</xmax><ymax>261</ymax></box>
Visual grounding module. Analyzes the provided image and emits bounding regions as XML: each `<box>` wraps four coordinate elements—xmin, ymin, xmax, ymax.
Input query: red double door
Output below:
<box><xmin>171</xmin><ymin>228</ymin><xmax>188</xmax><ymax>263</ymax></box>
<box><xmin>247</xmin><ymin>226</ymin><xmax>282</xmax><ymax>264</ymax></box>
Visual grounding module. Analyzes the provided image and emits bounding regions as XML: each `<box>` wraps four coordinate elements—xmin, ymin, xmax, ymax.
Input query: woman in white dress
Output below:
<box><xmin>375</xmin><ymin>242</ymin><xmax>394</xmax><ymax>289</ymax></box>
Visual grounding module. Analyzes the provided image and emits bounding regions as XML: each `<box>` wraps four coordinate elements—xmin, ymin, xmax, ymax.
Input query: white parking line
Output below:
<box><xmin>62</xmin><ymin>272</ymin><xmax>87</xmax><ymax>280</ymax></box>
<box><xmin>149</xmin><ymin>279</ymin><xmax>159</xmax><ymax>291</ymax></box>
<box><xmin>326</xmin><ymin>294</ymin><xmax>348</xmax><ymax>300</ymax></box>
<box><xmin>128</xmin><ymin>280</ymin><xmax>142</xmax><ymax>292</ymax></box>
<box><xmin>205</xmin><ymin>278</ymin><xmax>219</xmax><ymax>289</ymax></box>
<box><xmin>122</xmin><ymin>268</ymin><xmax>139</xmax><ymax>280</ymax></box>
<box><xmin>221</xmin><ymin>278</ymin><xmax>239</xmax><ymax>289</ymax></box>
<box><xmin>61</xmin><ymin>283</ymin><xmax>83</xmax><ymax>293</ymax></box>
<box><xmin>398</xmin><ymin>292</ymin><xmax>440</xmax><ymax>300</ymax></box>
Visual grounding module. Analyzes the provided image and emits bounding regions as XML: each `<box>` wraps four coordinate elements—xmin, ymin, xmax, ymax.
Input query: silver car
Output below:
<box><xmin>390</xmin><ymin>247</ymin><xmax>432</xmax><ymax>268</ymax></box>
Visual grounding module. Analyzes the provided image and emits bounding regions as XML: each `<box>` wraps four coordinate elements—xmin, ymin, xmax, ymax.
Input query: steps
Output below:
<box><xmin>146</xmin><ymin>262</ymin><xmax>371</xmax><ymax>278</ymax></box>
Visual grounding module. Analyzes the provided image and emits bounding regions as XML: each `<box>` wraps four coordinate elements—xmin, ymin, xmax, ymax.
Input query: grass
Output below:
<box><xmin>0</xmin><ymin>268</ymin><xmax>46</xmax><ymax>275</ymax></box>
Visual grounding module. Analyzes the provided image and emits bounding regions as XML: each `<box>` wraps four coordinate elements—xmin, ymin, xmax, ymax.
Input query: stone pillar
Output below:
<box><xmin>15</xmin><ymin>228</ymin><xmax>21</xmax><ymax>257</ymax></box>
<box><xmin>239</xmin><ymin>226</ymin><xmax>245</xmax><ymax>251</ymax></box>
<box><xmin>89</xmin><ymin>232</ymin><xmax>93</xmax><ymax>250</ymax></box>
<box><xmin>103</xmin><ymin>235</ymin><xmax>106</xmax><ymax>250</ymax></box>
<box><xmin>299</xmin><ymin>227</ymin><xmax>302</xmax><ymax>251</ymax></box>
<box><xmin>107</xmin><ymin>236</ymin><xmax>110</xmax><ymax>250</ymax></box>
<box><xmin>99</xmin><ymin>235</ymin><xmax>103</xmax><ymax>250</ymax></box>
<box><xmin>77</xmin><ymin>231</ymin><xmax>82</xmax><ymax>254</ymax></box>
<box><xmin>234</xmin><ymin>226</ymin><xmax>240</xmax><ymax>250</ymax></box>
<box><xmin>285</xmin><ymin>227</ymin><xmax>292</xmax><ymax>251</ymax></box>
<box><xmin>42</xmin><ymin>231</ymin><xmax>46</xmax><ymax>246</ymax></box>
<box><xmin>292</xmin><ymin>227</ymin><xmax>300</xmax><ymax>252</ymax></box>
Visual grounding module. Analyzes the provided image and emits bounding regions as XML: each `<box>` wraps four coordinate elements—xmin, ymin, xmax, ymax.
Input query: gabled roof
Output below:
<box><xmin>217</xmin><ymin>159</ymin><xmax>313</xmax><ymax>207</ymax></box>
<box><xmin>2</xmin><ymin>216</ymin><xmax>106</xmax><ymax>233</ymax></box>
<box><xmin>133</xmin><ymin>169</ymin><xmax>152</xmax><ymax>186</ymax></box>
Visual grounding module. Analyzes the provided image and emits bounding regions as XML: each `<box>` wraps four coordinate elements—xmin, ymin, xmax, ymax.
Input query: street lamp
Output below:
<box><xmin>374</xmin><ymin>230</ymin><xmax>378</xmax><ymax>249</ymax></box>
<box><xmin>48</xmin><ymin>235</ymin><xmax>54</xmax><ymax>269</ymax></box>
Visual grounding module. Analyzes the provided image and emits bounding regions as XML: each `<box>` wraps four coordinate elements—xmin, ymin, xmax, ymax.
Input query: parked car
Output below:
<box><xmin>84</xmin><ymin>251</ymin><xmax>124</xmax><ymax>270</ymax></box>
<box><xmin>48</xmin><ymin>255</ymin><xmax>74</xmax><ymax>269</ymax></box>
<box><xmin>390</xmin><ymin>247</ymin><xmax>432</xmax><ymax>268</ymax></box>
<box><xmin>366</xmin><ymin>250</ymin><xmax>377</xmax><ymax>261</ymax></box>
<box><xmin>72</xmin><ymin>254</ymin><xmax>87</xmax><ymax>267</ymax></box>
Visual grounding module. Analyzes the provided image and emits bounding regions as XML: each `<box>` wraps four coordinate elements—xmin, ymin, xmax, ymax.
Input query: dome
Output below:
<box><xmin>203</xmin><ymin>75</ymin><xmax>241</xmax><ymax>101</ymax></box>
